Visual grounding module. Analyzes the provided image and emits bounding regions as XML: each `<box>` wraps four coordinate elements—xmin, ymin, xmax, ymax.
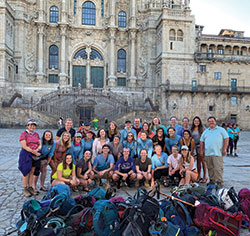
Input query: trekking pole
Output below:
<box><xmin>159</xmin><ymin>191</ymin><xmax>196</xmax><ymax>208</ymax></box>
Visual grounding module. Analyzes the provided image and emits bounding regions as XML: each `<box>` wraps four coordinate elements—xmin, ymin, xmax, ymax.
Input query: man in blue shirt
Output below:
<box><xmin>93</xmin><ymin>144</ymin><xmax>115</xmax><ymax>187</ymax></box>
<box><xmin>200</xmin><ymin>116</ymin><xmax>229</xmax><ymax>188</ymax></box>
<box><xmin>112</xmin><ymin>148</ymin><xmax>136</xmax><ymax>188</ymax></box>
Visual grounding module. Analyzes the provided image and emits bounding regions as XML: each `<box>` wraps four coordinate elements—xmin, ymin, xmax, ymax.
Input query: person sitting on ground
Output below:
<box><xmin>180</xmin><ymin>130</ymin><xmax>195</xmax><ymax>156</ymax></box>
<box><xmin>151</xmin><ymin>117</ymin><xmax>167</xmax><ymax>135</ymax></box>
<box><xmin>138</xmin><ymin>122</ymin><xmax>155</xmax><ymax>139</ymax></box>
<box><xmin>77</xmin><ymin>150</ymin><xmax>94</xmax><ymax>192</ymax></box>
<box><xmin>109</xmin><ymin>135</ymin><xmax>123</xmax><ymax>162</ymax></box>
<box><xmin>165</xmin><ymin>127</ymin><xmax>181</xmax><ymax>155</ymax></box>
<box><xmin>51</xmin><ymin>153</ymin><xmax>80</xmax><ymax>190</ymax></box>
<box><xmin>82</xmin><ymin>130</ymin><xmax>95</xmax><ymax>154</ymax></box>
<box><xmin>50</xmin><ymin>131</ymin><xmax>71</xmax><ymax>177</ymax></box>
<box><xmin>92</xmin><ymin>128</ymin><xmax>110</xmax><ymax>161</ymax></box>
<box><xmin>106</xmin><ymin>121</ymin><xmax>120</xmax><ymax>142</ymax></box>
<box><xmin>71</xmin><ymin>133</ymin><xmax>84</xmax><ymax>165</ymax></box>
<box><xmin>132</xmin><ymin>118</ymin><xmax>142</xmax><ymax>135</ymax></box>
<box><xmin>112</xmin><ymin>148</ymin><xmax>136</xmax><ymax>189</ymax></box>
<box><xmin>178</xmin><ymin>117</ymin><xmax>191</xmax><ymax>137</ymax></box>
<box><xmin>151</xmin><ymin>145</ymin><xmax>169</xmax><ymax>187</ymax></box>
<box><xmin>37</xmin><ymin>130</ymin><xmax>55</xmax><ymax>192</ymax></box>
<box><xmin>135</xmin><ymin>149</ymin><xmax>152</xmax><ymax>188</ymax></box>
<box><xmin>19</xmin><ymin>119</ymin><xmax>42</xmax><ymax>197</ymax></box>
<box><xmin>179</xmin><ymin>145</ymin><xmax>198</xmax><ymax>186</ymax></box>
<box><xmin>152</xmin><ymin>127</ymin><xmax>166</xmax><ymax>152</ymax></box>
<box><xmin>122</xmin><ymin>132</ymin><xmax>137</xmax><ymax>159</ymax></box>
<box><xmin>137</xmin><ymin>131</ymin><xmax>153</xmax><ymax>158</ymax></box>
<box><xmin>56</xmin><ymin>118</ymin><xmax>75</xmax><ymax>140</ymax></box>
<box><xmin>120</xmin><ymin>120</ymin><xmax>137</xmax><ymax>143</ymax></box>
<box><xmin>93</xmin><ymin>144</ymin><xmax>114</xmax><ymax>188</ymax></box>
<box><xmin>167</xmin><ymin>145</ymin><xmax>181</xmax><ymax>186</ymax></box>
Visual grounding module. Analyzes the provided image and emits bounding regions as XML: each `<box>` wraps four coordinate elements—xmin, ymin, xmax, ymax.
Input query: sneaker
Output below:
<box><xmin>99</xmin><ymin>179</ymin><xmax>103</xmax><ymax>186</ymax></box>
<box><xmin>24</xmin><ymin>187</ymin><xmax>32</xmax><ymax>197</ymax></box>
<box><xmin>116</xmin><ymin>180</ymin><xmax>121</xmax><ymax>189</ymax></box>
<box><xmin>28</xmin><ymin>187</ymin><xmax>38</xmax><ymax>196</ymax></box>
<box><xmin>234</xmin><ymin>153</ymin><xmax>238</xmax><ymax>157</ymax></box>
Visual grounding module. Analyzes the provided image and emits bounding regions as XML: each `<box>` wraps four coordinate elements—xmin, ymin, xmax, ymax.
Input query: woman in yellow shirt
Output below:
<box><xmin>51</xmin><ymin>153</ymin><xmax>79</xmax><ymax>188</ymax></box>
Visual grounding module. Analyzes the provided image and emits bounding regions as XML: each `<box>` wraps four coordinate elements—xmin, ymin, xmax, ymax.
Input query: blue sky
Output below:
<box><xmin>190</xmin><ymin>0</ymin><xmax>250</xmax><ymax>36</ymax></box>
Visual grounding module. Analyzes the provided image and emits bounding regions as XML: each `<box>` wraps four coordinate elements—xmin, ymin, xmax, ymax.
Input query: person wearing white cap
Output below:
<box><xmin>178</xmin><ymin>145</ymin><xmax>198</xmax><ymax>186</ymax></box>
<box><xmin>18</xmin><ymin>119</ymin><xmax>41</xmax><ymax>197</ymax></box>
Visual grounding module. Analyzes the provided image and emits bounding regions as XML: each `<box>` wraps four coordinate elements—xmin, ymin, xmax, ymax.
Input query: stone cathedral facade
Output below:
<box><xmin>1</xmin><ymin>0</ymin><xmax>250</xmax><ymax>128</ymax></box>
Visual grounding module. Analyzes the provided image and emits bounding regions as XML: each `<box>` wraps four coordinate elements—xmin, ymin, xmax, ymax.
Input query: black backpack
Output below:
<box><xmin>114</xmin><ymin>195</ymin><xmax>160</xmax><ymax>236</ymax></box>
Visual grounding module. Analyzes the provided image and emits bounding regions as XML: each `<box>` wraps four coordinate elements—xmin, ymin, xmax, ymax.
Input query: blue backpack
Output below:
<box><xmin>92</xmin><ymin>200</ymin><xmax>119</xmax><ymax>236</ymax></box>
<box><xmin>149</xmin><ymin>221</ymin><xmax>183</xmax><ymax>236</ymax></box>
<box><xmin>43</xmin><ymin>184</ymin><xmax>71</xmax><ymax>200</ymax></box>
<box><xmin>88</xmin><ymin>186</ymin><xmax>107</xmax><ymax>200</ymax></box>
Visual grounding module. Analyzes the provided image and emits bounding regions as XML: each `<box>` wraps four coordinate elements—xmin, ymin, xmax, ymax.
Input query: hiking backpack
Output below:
<box><xmin>238</xmin><ymin>188</ymin><xmax>250</xmax><ymax>219</ymax></box>
<box><xmin>194</xmin><ymin>203</ymin><xmax>248</xmax><ymax>236</ymax></box>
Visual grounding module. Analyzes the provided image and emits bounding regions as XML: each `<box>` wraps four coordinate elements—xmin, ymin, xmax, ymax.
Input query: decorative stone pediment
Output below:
<box><xmin>72</xmin><ymin>57</ymin><xmax>86</xmax><ymax>65</ymax></box>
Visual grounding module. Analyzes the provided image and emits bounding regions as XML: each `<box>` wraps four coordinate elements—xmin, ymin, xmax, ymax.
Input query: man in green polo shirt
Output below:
<box><xmin>200</xmin><ymin>116</ymin><xmax>229</xmax><ymax>188</ymax></box>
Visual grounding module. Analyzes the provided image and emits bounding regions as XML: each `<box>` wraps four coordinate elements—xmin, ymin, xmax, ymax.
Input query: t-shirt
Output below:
<box><xmin>135</xmin><ymin>158</ymin><xmax>152</xmax><ymax>172</ymax></box>
<box><xmin>152</xmin><ymin>135</ymin><xmax>165</xmax><ymax>151</ymax></box>
<box><xmin>167</xmin><ymin>153</ymin><xmax>181</xmax><ymax>169</ymax></box>
<box><xmin>56</xmin><ymin>127</ymin><xmax>76</xmax><ymax>139</ymax></box>
<box><xmin>93</xmin><ymin>154</ymin><xmax>115</xmax><ymax>171</ymax></box>
<box><xmin>52</xmin><ymin>162</ymin><xmax>75</xmax><ymax>179</ymax></box>
<box><xmin>114</xmin><ymin>156</ymin><xmax>136</xmax><ymax>173</ymax></box>
<box><xmin>19</xmin><ymin>131</ymin><xmax>40</xmax><ymax>150</ymax></box>
<box><xmin>40</xmin><ymin>142</ymin><xmax>56</xmax><ymax>159</ymax></box>
<box><xmin>200</xmin><ymin>125</ymin><xmax>229</xmax><ymax>157</ymax></box>
<box><xmin>77</xmin><ymin>158</ymin><xmax>90</xmax><ymax>175</ymax></box>
<box><xmin>227</xmin><ymin>128</ymin><xmax>234</xmax><ymax>139</ymax></box>
<box><xmin>151</xmin><ymin>152</ymin><xmax>168</xmax><ymax>170</ymax></box>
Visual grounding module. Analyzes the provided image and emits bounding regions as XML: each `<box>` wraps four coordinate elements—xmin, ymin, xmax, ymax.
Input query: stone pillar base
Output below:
<box><xmin>36</xmin><ymin>73</ymin><xmax>45</xmax><ymax>83</ymax></box>
<box><xmin>108</xmin><ymin>75</ymin><xmax>117</xmax><ymax>87</ymax></box>
<box><xmin>59</xmin><ymin>73</ymin><xmax>68</xmax><ymax>87</ymax></box>
<box><xmin>128</xmin><ymin>76</ymin><xmax>137</xmax><ymax>88</ymax></box>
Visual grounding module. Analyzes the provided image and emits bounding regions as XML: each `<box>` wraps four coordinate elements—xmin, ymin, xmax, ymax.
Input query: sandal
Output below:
<box><xmin>72</xmin><ymin>187</ymin><xmax>79</xmax><ymax>192</ymax></box>
<box><xmin>201</xmin><ymin>178</ymin><xmax>208</xmax><ymax>183</ymax></box>
<box><xmin>40</xmin><ymin>187</ymin><xmax>48</xmax><ymax>192</ymax></box>
<box><xmin>83</xmin><ymin>187</ymin><xmax>90</xmax><ymax>192</ymax></box>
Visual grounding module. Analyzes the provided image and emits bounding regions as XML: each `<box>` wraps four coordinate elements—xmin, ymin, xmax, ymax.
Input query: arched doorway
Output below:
<box><xmin>72</xmin><ymin>47</ymin><xmax>104</xmax><ymax>88</ymax></box>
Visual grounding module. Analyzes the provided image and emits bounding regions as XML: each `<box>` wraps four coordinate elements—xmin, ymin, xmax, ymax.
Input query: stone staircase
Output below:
<box><xmin>31</xmin><ymin>87</ymin><xmax>132</xmax><ymax>125</ymax></box>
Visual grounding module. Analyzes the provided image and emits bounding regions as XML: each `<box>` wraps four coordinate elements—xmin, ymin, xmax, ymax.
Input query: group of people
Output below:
<box><xmin>18</xmin><ymin>115</ymin><xmax>237</xmax><ymax>197</ymax></box>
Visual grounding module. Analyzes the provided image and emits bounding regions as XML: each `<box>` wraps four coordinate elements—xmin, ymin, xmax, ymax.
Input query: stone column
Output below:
<box><xmin>108</xmin><ymin>28</ymin><xmax>117</xmax><ymax>86</ymax></box>
<box><xmin>128</xmin><ymin>30</ymin><xmax>137</xmax><ymax>87</ymax></box>
<box><xmin>59</xmin><ymin>25</ymin><xmax>67</xmax><ymax>86</ymax></box>
<box><xmin>61</xmin><ymin>0</ymin><xmax>67</xmax><ymax>23</ymax></box>
<box><xmin>109</xmin><ymin>0</ymin><xmax>116</xmax><ymax>26</ymax></box>
<box><xmin>36</xmin><ymin>24</ymin><xmax>45</xmax><ymax>81</ymax></box>
<box><xmin>86</xmin><ymin>47</ymin><xmax>91</xmax><ymax>88</ymax></box>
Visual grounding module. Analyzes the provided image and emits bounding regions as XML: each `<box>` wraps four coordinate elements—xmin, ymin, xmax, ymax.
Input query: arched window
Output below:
<box><xmin>177</xmin><ymin>29</ymin><xmax>183</xmax><ymax>41</ymax></box>
<box><xmin>169</xmin><ymin>29</ymin><xmax>176</xmax><ymax>41</ymax></box>
<box><xmin>50</xmin><ymin>6</ymin><xmax>59</xmax><ymax>23</ymax></box>
<box><xmin>90</xmin><ymin>48</ymin><xmax>103</xmax><ymax>60</ymax></box>
<box><xmin>74</xmin><ymin>0</ymin><xmax>77</xmax><ymax>15</ymax></box>
<box><xmin>117</xmin><ymin>49</ymin><xmax>126</xmax><ymax>73</ymax></box>
<box><xmin>74</xmin><ymin>48</ymin><xmax>87</xmax><ymax>59</ymax></box>
<box><xmin>49</xmin><ymin>45</ymin><xmax>58</xmax><ymax>69</ymax></box>
<box><xmin>82</xmin><ymin>1</ymin><xmax>96</xmax><ymax>25</ymax></box>
<box><xmin>118</xmin><ymin>11</ymin><xmax>127</xmax><ymax>28</ymax></box>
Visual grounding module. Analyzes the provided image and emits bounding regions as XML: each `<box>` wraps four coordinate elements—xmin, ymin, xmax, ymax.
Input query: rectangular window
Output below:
<box><xmin>16</xmin><ymin>65</ymin><xmax>18</xmax><ymax>74</ymax></box>
<box><xmin>218</xmin><ymin>49</ymin><xmax>224</xmax><ymax>54</ymax></box>
<box><xmin>237</xmin><ymin>50</ymin><xmax>243</xmax><ymax>56</ymax></box>
<box><xmin>48</xmin><ymin>74</ymin><xmax>59</xmax><ymax>83</ymax></box>
<box><xmin>209</xmin><ymin>105</ymin><xmax>214</xmax><ymax>111</ymax></box>
<box><xmin>231</xmin><ymin>96</ymin><xmax>237</xmax><ymax>105</ymax></box>
<box><xmin>214</xmin><ymin>72</ymin><xmax>221</xmax><ymax>80</ymax></box>
<box><xmin>192</xmin><ymin>80</ymin><xmax>197</xmax><ymax>91</ymax></box>
<box><xmin>231</xmin><ymin>114</ymin><xmax>237</xmax><ymax>123</ymax></box>
<box><xmin>231</xmin><ymin>79</ymin><xmax>237</xmax><ymax>92</ymax></box>
<box><xmin>117</xmin><ymin>77</ymin><xmax>126</xmax><ymax>86</ymax></box>
<box><xmin>200</xmin><ymin>65</ymin><xmax>206</xmax><ymax>72</ymax></box>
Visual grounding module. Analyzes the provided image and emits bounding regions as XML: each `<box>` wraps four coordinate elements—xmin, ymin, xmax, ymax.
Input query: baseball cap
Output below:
<box><xmin>27</xmin><ymin>119</ymin><xmax>37</xmax><ymax>126</ymax></box>
<box><xmin>75</xmin><ymin>133</ymin><xmax>82</xmax><ymax>138</ymax></box>
<box><xmin>181</xmin><ymin>145</ymin><xmax>189</xmax><ymax>150</ymax></box>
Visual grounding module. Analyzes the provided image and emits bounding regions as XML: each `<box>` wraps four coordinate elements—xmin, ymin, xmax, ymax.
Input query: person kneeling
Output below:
<box><xmin>135</xmin><ymin>149</ymin><xmax>152</xmax><ymax>188</ymax></box>
<box><xmin>93</xmin><ymin>144</ymin><xmax>114</xmax><ymax>188</ymax></box>
<box><xmin>51</xmin><ymin>154</ymin><xmax>80</xmax><ymax>191</ymax></box>
<box><xmin>179</xmin><ymin>145</ymin><xmax>198</xmax><ymax>186</ymax></box>
<box><xmin>112</xmin><ymin>148</ymin><xmax>136</xmax><ymax>189</ymax></box>
<box><xmin>77</xmin><ymin>150</ymin><xmax>94</xmax><ymax>192</ymax></box>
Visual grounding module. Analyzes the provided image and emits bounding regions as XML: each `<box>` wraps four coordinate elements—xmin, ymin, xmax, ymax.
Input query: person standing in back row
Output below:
<box><xmin>200</xmin><ymin>116</ymin><xmax>229</xmax><ymax>188</ymax></box>
<box><xmin>56</xmin><ymin>118</ymin><xmax>75</xmax><ymax>140</ymax></box>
